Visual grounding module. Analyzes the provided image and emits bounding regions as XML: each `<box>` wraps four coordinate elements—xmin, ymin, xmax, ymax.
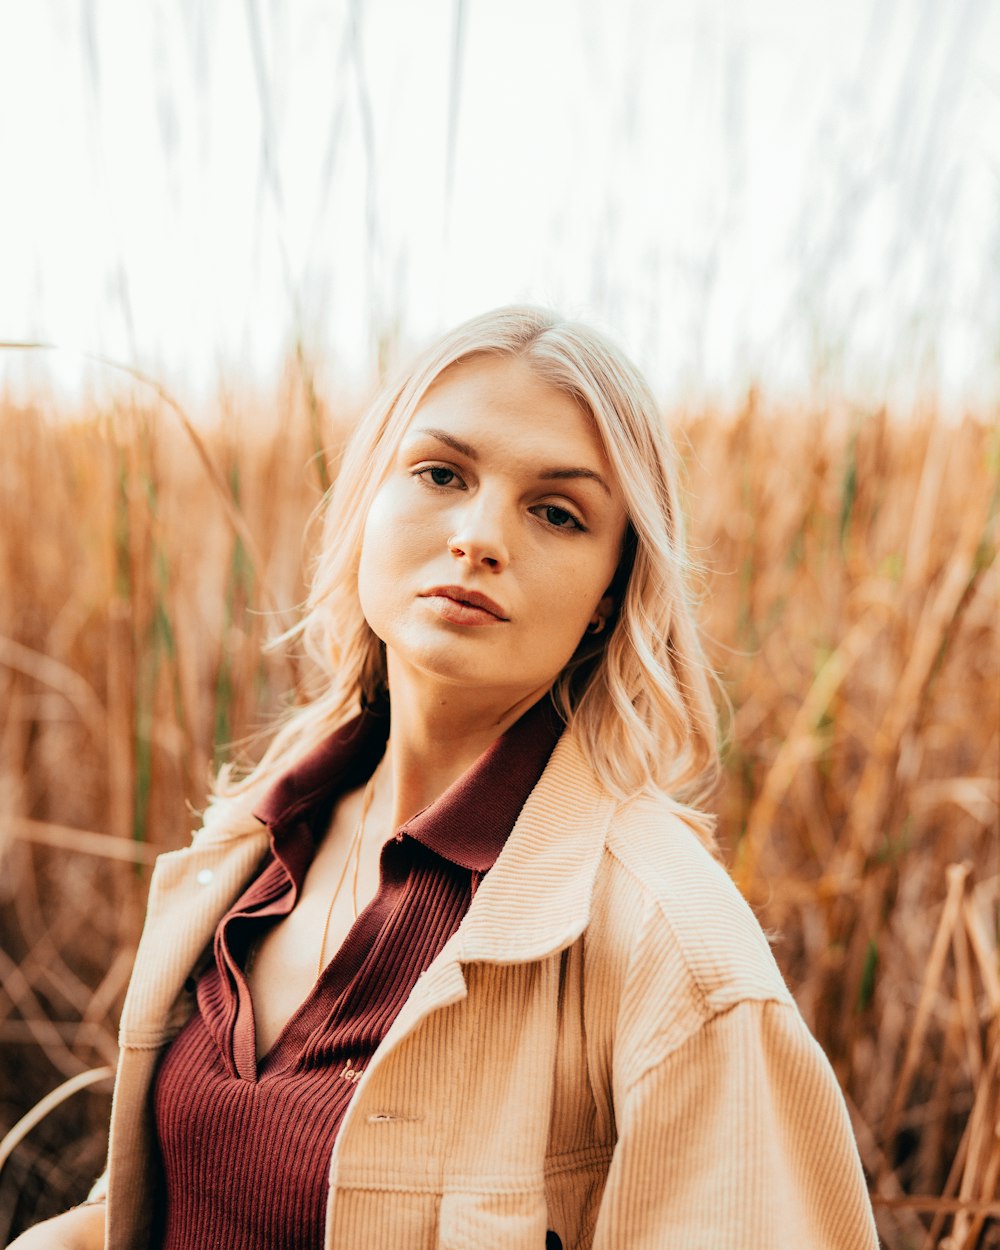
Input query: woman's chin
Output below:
<box><xmin>384</xmin><ymin>642</ymin><xmax>535</xmax><ymax>703</ymax></box>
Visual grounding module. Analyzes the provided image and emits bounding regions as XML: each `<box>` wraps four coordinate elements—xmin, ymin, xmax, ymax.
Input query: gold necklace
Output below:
<box><xmin>315</xmin><ymin>767</ymin><xmax>380</xmax><ymax>980</ymax></box>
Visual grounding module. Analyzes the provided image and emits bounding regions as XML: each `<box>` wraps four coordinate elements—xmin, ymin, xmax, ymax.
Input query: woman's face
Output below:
<box><xmin>357</xmin><ymin>355</ymin><xmax>629</xmax><ymax>709</ymax></box>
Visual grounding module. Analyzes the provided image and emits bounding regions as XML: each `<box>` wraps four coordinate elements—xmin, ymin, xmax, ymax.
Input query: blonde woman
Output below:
<box><xmin>11</xmin><ymin>307</ymin><xmax>879</xmax><ymax>1250</ymax></box>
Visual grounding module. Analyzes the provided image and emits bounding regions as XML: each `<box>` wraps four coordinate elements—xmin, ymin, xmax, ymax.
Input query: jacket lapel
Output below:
<box><xmin>455</xmin><ymin>730</ymin><xmax>617</xmax><ymax>962</ymax></box>
<box><xmin>119</xmin><ymin>734</ymin><xmax>614</xmax><ymax>1054</ymax></box>
<box><xmin>371</xmin><ymin>731</ymin><xmax>616</xmax><ymax>1055</ymax></box>
<box><xmin>117</xmin><ymin>814</ymin><xmax>270</xmax><ymax>1047</ymax></box>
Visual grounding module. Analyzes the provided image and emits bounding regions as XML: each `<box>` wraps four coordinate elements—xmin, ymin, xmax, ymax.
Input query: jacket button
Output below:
<box><xmin>196</xmin><ymin>868</ymin><xmax>214</xmax><ymax>886</ymax></box>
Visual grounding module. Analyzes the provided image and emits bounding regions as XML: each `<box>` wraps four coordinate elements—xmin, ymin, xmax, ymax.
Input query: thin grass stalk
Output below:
<box><xmin>1</xmin><ymin>398</ymin><xmax>995</xmax><ymax>1243</ymax></box>
<box><xmin>0</xmin><ymin>949</ymin><xmax>91</xmax><ymax>1081</ymax></box>
<box><xmin>2</xmin><ymin>818</ymin><xmax>159</xmax><ymax>864</ymax></box>
<box><xmin>882</xmin><ymin>863</ymin><xmax>971</xmax><ymax>1154</ymax></box>
<box><xmin>0</xmin><ymin>1068</ymin><xmax>114</xmax><ymax>1176</ymax></box>
<box><xmin>0</xmin><ymin>341</ymin><xmax>294</xmax><ymax>632</ymax></box>
<box><xmin>845</xmin><ymin>484</ymin><xmax>995</xmax><ymax>864</ymax></box>
<box><xmin>734</xmin><ymin>610</ymin><xmax>885</xmax><ymax>890</ymax></box>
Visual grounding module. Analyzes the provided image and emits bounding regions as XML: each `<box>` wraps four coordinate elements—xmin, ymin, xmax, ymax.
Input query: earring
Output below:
<box><xmin>586</xmin><ymin>616</ymin><xmax>606</xmax><ymax>635</ymax></box>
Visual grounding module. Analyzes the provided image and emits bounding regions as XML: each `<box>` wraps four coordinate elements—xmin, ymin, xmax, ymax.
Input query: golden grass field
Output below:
<box><xmin>0</xmin><ymin>383</ymin><xmax>997</xmax><ymax>1248</ymax></box>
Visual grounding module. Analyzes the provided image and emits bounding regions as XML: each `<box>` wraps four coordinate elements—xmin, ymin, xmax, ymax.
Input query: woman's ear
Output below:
<box><xmin>587</xmin><ymin>593</ymin><xmax>615</xmax><ymax>634</ymax></box>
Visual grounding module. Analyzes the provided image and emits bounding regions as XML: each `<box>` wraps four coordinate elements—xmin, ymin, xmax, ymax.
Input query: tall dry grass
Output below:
<box><xmin>0</xmin><ymin>385</ymin><xmax>997</xmax><ymax>1248</ymax></box>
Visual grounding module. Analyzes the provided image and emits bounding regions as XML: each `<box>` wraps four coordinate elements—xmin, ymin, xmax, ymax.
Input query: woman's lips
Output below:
<box><xmin>419</xmin><ymin>585</ymin><xmax>509</xmax><ymax>626</ymax></box>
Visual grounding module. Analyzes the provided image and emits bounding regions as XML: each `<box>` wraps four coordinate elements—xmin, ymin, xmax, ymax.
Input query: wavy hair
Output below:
<box><xmin>217</xmin><ymin>306</ymin><xmax>720</xmax><ymax>843</ymax></box>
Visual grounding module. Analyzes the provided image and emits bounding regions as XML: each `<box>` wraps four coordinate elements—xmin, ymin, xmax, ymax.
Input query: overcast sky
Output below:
<box><xmin>2</xmin><ymin>0</ymin><xmax>998</xmax><ymax>413</ymax></box>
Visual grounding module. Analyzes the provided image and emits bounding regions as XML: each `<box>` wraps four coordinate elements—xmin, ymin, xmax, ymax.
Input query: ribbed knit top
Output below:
<box><xmin>151</xmin><ymin>698</ymin><xmax>561</xmax><ymax>1250</ymax></box>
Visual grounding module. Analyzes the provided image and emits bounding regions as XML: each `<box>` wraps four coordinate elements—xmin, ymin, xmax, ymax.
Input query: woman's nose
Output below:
<box><xmin>447</xmin><ymin>498</ymin><xmax>510</xmax><ymax>571</ymax></box>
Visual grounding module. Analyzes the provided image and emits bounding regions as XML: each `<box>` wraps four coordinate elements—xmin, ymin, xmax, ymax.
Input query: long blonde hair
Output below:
<box><xmin>217</xmin><ymin>306</ymin><xmax>720</xmax><ymax>842</ymax></box>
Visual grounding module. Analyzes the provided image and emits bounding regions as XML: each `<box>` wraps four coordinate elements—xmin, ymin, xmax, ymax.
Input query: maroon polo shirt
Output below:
<box><xmin>152</xmin><ymin>696</ymin><xmax>562</xmax><ymax>1250</ymax></box>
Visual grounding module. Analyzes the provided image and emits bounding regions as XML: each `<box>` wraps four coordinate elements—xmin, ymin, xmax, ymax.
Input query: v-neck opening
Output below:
<box><xmin>191</xmin><ymin>696</ymin><xmax>563</xmax><ymax>1084</ymax></box>
<box><xmin>253</xmin><ymin>841</ymin><xmax>411</xmax><ymax>1078</ymax></box>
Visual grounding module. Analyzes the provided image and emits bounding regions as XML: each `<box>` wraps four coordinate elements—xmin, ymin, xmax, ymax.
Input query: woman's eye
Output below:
<box><xmin>539</xmin><ymin>504</ymin><xmax>584</xmax><ymax>531</ymax></box>
<box><xmin>417</xmin><ymin>466</ymin><xmax>460</xmax><ymax>487</ymax></box>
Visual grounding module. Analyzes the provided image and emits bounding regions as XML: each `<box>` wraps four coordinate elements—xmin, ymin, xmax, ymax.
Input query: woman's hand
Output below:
<box><xmin>4</xmin><ymin>1202</ymin><xmax>105</xmax><ymax>1250</ymax></box>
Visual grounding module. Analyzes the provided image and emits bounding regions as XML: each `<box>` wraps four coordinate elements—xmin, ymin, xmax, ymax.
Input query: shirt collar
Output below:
<box><xmin>251</xmin><ymin>703</ymin><xmax>390</xmax><ymax>831</ymax></box>
<box><xmin>252</xmin><ymin>695</ymin><xmax>563</xmax><ymax>875</ymax></box>
<box><xmin>401</xmin><ymin>696</ymin><xmax>563</xmax><ymax>872</ymax></box>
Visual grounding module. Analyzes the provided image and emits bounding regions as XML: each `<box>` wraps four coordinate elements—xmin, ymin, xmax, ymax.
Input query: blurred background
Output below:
<box><xmin>4</xmin><ymin>0</ymin><xmax>1000</xmax><ymax>410</ymax></box>
<box><xmin>1</xmin><ymin>2</ymin><xmax>998</xmax><ymax>1247</ymax></box>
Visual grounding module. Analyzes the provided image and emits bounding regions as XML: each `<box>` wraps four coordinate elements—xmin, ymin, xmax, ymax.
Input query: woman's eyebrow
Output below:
<box><xmin>410</xmin><ymin>427</ymin><xmax>612</xmax><ymax>498</ymax></box>
<box><xmin>410</xmin><ymin>428</ymin><xmax>479</xmax><ymax>459</ymax></box>
<box><xmin>537</xmin><ymin>467</ymin><xmax>612</xmax><ymax>497</ymax></box>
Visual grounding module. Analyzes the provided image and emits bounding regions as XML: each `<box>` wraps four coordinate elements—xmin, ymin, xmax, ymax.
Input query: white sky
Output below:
<box><xmin>1</xmin><ymin>0</ymin><xmax>998</xmax><ymax>413</ymax></box>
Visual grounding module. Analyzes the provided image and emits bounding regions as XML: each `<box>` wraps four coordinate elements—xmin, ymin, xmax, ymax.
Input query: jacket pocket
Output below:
<box><xmin>438</xmin><ymin>1188</ymin><xmax>549</xmax><ymax>1250</ymax></box>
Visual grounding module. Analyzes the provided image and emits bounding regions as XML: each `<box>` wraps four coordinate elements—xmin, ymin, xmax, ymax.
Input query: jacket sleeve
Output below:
<box><xmin>591</xmin><ymin>997</ymin><xmax>879</xmax><ymax>1250</ymax></box>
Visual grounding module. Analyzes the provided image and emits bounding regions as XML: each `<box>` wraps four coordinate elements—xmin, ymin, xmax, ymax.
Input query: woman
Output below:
<box><xmin>12</xmin><ymin>307</ymin><xmax>879</xmax><ymax>1249</ymax></box>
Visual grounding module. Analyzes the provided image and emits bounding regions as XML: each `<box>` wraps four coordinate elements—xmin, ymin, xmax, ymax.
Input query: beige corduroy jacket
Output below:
<box><xmin>94</xmin><ymin>731</ymin><xmax>879</xmax><ymax>1250</ymax></box>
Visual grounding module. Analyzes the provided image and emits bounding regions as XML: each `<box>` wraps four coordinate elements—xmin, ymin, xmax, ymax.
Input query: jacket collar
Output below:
<box><xmin>356</xmin><ymin>729</ymin><xmax>617</xmax><ymax>1090</ymax></box>
<box><xmin>449</xmin><ymin>729</ymin><xmax>617</xmax><ymax>965</ymax></box>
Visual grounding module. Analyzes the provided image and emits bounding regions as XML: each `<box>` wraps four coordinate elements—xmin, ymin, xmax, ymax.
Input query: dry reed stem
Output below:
<box><xmin>0</xmin><ymin>1024</ymin><xmax>116</xmax><ymax>1063</ymax></box>
<box><xmin>962</xmin><ymin>896</ymin><xmax>1000</xmax><ymax>1013</ymax></box>
<box><xmin>3</xmin><ymin>818</ymin><xmax>160</xmax><ymax>864</ymax></box>
<box><xmin>923</xmin><ymin>1005</ymin><xmax>1000</xmax><ymax>1248</ymax></box>
<box><xmin>914</xmin><ymin>1003</ymin><xmax>967</xmax><ymax>1192</ymax></box>
<box><xmin>952</xmin><ymin>911</ymin><xmax>983</xmax><ymax>1083</ymax></box>
<box><xmin>949</xmin><ymin>1037</ymin><xmax>1000</xmax><ymax>1249</ymax></box>
<box><xmin>2</xmin><ymin>399</ymin><xmax>996</xmax><ymax>1243</ymax></box>
<box><xmin>0</xmin><ymin>1067</ymin><xmax>114</xmax><ymax>1176</ymax></box>
<box><xmin>845</xmin><ymin>480</ymin><xmax>994</xmax><ymax>865</ymax></box>
<box><xmin>927</xmin><ymin>1101</ymin><xmax>978</xmax><ymax>1248</ymax></box>
<box><xmin>957</xmin><ymin>1127</ymin><xmax>1000</xmax><ymax>1249</ymax></box>
<box><xmin>902</xmin><ymin>418</ymin><xmax>952</xmax><ymax>595</ymax></box>
<box><xmin>0</xmin><ymin>341</ymin><xmax>298</xmax><ymax>641</ymax></box>
<box><xmin>105</xmin><ymin>603</ymin><xmax>133</xmax><ymax>845</ymax></box>
<box><xmin>852</xmin><ymin>1096</ymin><xmax>931</xmax><ymax>1246</ymax></box>
<box><xmin>0</xmin><ymin>638</ymin><xmax>105</xmax><ymax>747</ymax></box>
<box><xmin>880</xmin><ymin>1198</ymin><xmax>1000</xmax><ymax>1217</ymax></box>
<box><xmin>0</xmin><ymin>949</ymin><xmax>93</xmax><ymax>1081</ymax></box>
<box><xmin>882</xmin><ymin>863</ymin><xmax>972</xmax><ymax>1152</ymax></box>
<box><xmin>734</xmin><ymin>608</ymin><xmax>886</xmax><ymax>890</ymax></box>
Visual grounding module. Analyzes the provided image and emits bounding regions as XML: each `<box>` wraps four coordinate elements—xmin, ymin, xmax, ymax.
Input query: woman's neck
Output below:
<box><xmin>380</xmin><ymin>657</ymin><xmax>549</xmax><ymax>830</ymax></box>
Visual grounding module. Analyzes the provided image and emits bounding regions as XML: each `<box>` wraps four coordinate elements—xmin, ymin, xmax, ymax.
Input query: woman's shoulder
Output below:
<box><xmin>591</xmin><ymin>795</ymin><xmax>794</xmax><ymax>1020</ymax></box>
